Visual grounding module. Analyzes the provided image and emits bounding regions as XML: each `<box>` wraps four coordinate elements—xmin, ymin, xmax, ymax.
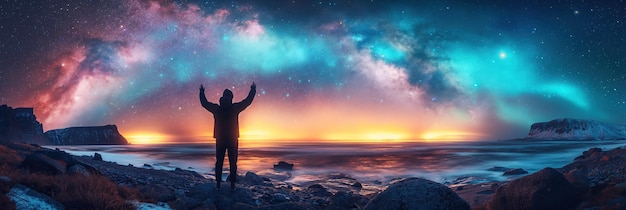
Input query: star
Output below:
<box><xmin>499</xmin><ymin>51</ymin><xmax>507</xmax><ymax>59</ymax></box>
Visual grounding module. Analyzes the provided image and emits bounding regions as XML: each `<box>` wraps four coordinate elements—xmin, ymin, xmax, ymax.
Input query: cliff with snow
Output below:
<box><xmin>45</xmin><ymin>125</ymin><xmax>129</xmax><ymax>145</ymax></box>
<box><xmin>527</xmin><ymin>118</ymin><xmax>626</xmax><ymax>140</ymax></box>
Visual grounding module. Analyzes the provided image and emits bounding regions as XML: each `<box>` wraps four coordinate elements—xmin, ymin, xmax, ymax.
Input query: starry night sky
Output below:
<box><xmin>1</xmin><ymin>0</ymin><xmax>625</xmax><ymax>142</ymax></box>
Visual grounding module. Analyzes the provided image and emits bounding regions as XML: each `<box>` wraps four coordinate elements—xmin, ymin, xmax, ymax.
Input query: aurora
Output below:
<box><xmin>1</xmin><ymin>0</ymin><xmax>624</xmax><ymax>144</ymax></box>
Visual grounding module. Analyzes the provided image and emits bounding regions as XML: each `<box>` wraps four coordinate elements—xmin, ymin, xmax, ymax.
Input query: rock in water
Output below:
<box><xmin>365</xmin><ymin>178</ymin><xmax>470</xmax><ymax>210</ymax></box>
<box><xmin>45</xmin><ymin>125</ymin><xmax>128</xmax><ymax>145</ymax></box>
<box><xmin>487</xmin><ymin>167</ymin><xmax>578</xmax><ymax>210</ymax></box>
<box><xmin>526</xmin><ymin>118</ymin><xmax>626</xmax><ymax>140</ymax></box>
<box><xmin>487</xmin><ymin>166</ymin><xmax>511</xmax><ymax>172</ymax></box>
<box><xmin>502</xmin><ymin>168</ymin><xmax>528</xmax><ymax>176</ymax></box>
<box><xmin>274</xmin><ymin>161</ymin><xmax>294</xmax><ymax>171</ymax></box>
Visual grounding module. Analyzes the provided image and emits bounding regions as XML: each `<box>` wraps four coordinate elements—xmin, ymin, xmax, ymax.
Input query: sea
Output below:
<box><xmin>50</xmin><ymin>139</ymin><xmax>626</xmax><ymax>190</ymax></box>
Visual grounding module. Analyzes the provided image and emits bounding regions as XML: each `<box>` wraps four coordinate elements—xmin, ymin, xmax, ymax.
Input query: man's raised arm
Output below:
<box><xmin>237</xmin><ymin>82</ymin><xmax>256</xmax><ymax>110</ymax></box>
<box><xmin>199</xmin><ymin>84</ymin><xmax>218</xmax><ymax>113</ymax></box>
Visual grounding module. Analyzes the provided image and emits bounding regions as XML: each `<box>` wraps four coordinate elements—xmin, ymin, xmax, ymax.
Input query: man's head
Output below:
<box><xmin>220</xmin><ymin>89</ymin><xmax>233</xmax><ymax>106</ymax></box>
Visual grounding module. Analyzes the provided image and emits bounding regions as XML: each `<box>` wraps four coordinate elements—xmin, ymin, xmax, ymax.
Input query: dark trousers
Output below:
<box><xmin>215</xmin><ymin>138</ymin><xmax>238</xmax><ymax>186</ymax></box>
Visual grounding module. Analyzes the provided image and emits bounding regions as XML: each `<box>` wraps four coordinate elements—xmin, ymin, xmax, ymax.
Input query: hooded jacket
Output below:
<box><xmin>200</xmin><ymin>87</ymin><xmax>256</xmax><ymax>139</ymax></box>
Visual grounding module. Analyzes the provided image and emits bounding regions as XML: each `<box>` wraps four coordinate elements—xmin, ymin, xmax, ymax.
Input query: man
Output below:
<box><xmin>199</xmin><ymin>82</ymin><xmax>256</xmax><ymax>190</ymax></box>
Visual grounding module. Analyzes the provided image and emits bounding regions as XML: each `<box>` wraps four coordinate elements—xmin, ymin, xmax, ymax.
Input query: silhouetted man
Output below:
<box><xmin>199</xmin><ymin>82</ymin><xmax>256</xmax><ymax>190</ymax></box>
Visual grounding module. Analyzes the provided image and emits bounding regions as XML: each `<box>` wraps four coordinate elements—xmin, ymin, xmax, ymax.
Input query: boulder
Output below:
<box><xmin>272</xmin><ymin>193</ymin><xmax>290</xmax><ymax>203</ymax></box>
<box><xmin>564</xmin><ymin>167</ymin><xmax>589</xmax><ymax>193</ymax></box>
<box><xmin>7</xmin><ymin>184</ymin><xmax>65</xmax><ymax>210</ymax></box>
<box><xmin>168</xmin><ymin>196</ymin><xmax>203</xmax><ymax>210</ymax></box>
<box><xmin>352</xmin><ymin>181</ymin><xmax>362</xmax><ymax>189</ymax></box>
<box><xmin>503</xmin><ymin>168</ymin><xmax>528</xmax><ymax>176</ymax></box>
<box><xmin>242</xmin><ymin>171</ymin><xmax>265</xmax><ymax>185</ymax></box>
<box><xmin>173</xmin><ymin>167</ymin><xmax>204</xmax><ymax>179</ymax></box>
<box><xmin>20</xmin><ymin>152</ymin><xmax>67</xmax><ymax>174</ymax></box>
<box><xmin>19</xmin><ymin>150</ymin><xmax>100</xmax><ymax>175</ymax></box>
<box><xmin>575</xmin><ymin>148</ymin><xmax>603</xmax><ymax>160</ymax></box>
<box><xmin>68</xmin><ymin>164</ymin><xmax>90</xmax><ymax>176</ymax></box>
<box><xmin>307</xmin><ymin>184</ymin><xmax>332</xmax><ymax>197</ymax></box>
<box><xmin>186</xmin><ymin>182</ymin><xmax>256</xmax><ymax>209</ymax></box>
<box><xmin>487</xmin><ymin>166</ymin><xmax>511</xmax><ymax>172</ymax></box>
<box><xmin>487</xmin><ymin>167</ymin><xmax>579</xmax><ymax>210</ymax></box>
<box><xmin>274</xmin><ymin>161</ymin><xmax>294</xmax><ymax>171</ymax></box>
<box><xmin>329</xmin><ymin>191</ymin><xmax>363</xmax><ymax>209</ymax></box>
<box><xmin>93</xmin><ymin>152</ymin><xmax>103</xmax><ymax>161</ymax></box>
<box><xmin>365</xmin><ymin>178</ymin><xmax>470</xmax><ymax>210</ymax></box>
<box><xmin>138</xmin><ymin>184</ymin><xmax>175</xmax><ymax>202</ymax></box>
<box><xmin>257</xmin><ymin>202</ymin><xmax>316</xmax><ymax>210</ymax></box>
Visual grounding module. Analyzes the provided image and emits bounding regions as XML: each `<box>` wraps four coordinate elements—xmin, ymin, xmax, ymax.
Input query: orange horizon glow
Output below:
<box><xmin>124</xmin><ymin>132</ymin><xmax>176</xmax><ymax>144</ymax></box>
<box><xmin>115</xmin><ymin>89</ymin><xmax>492</xmax><ymax>145</ymax></box>
<box><xmin>123</xmin><ymin>128</ymin><xmax>487</xmax><ymax>145</ymax></box>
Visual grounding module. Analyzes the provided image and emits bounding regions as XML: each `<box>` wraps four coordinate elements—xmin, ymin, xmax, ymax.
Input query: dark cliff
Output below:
<box><xmin>45</xmin><ymin>125</ymin><xmax>129</xmax><ymax>145</ymax></box>
<box><xmin>0</xmin><ymin>104</ymin><xmax>48</xmax><ymax>144</ymax></box>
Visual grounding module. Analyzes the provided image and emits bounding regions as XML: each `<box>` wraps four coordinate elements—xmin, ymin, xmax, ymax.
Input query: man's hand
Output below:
<box><xmin>200</xmin><ymin>84</ymin><xmax>205</xmax><ymax>92</ymax></box>
<box><xmin>251</xmin><ymin>82</ymin><xmax>256</xmax><ymax>90</ymax></box>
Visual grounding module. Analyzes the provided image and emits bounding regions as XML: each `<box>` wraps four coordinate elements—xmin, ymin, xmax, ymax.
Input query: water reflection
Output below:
<box><xmin>53</xmin><ymin>140</ymin><xmax>626</xmax><ymax>186</ymax></box>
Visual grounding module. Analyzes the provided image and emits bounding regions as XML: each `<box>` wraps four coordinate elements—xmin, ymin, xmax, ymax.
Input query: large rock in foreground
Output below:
<box><xmin>487</xmin><ymin>167</ymin><xmax>579</xmax><ymax>210</ymax></box>
<box><xmin>365</xmin><ymin>178</ymin><xmax>470</xmax><ymax>210</ymax></box>
<box><xmin>19</xmin><ymin>149</ymin><xmax>101</xmax><ymax>175</ymax></box>
<box><xmin>526</xmin><ymin>118</ymin><xmax>626</xmax><ymax>140</ymax></box>
<box><xmin>45</xmin><ymin>125</ymin><xmax>128</xmax><ymax>145</ymax></box>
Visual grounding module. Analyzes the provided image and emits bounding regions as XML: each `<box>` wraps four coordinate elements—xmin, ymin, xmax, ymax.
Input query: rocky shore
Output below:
<box><xmin>2</xmin><ymin>142</ymin><xmax>626</xmax><ymax>209</ymax></box>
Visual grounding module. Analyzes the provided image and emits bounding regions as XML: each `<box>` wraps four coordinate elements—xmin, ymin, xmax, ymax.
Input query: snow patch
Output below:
<box><xmin>130</xmin><ymin>201</ymin><xmax>172</xmax><ymax>210</ymax></box>
<box><xmin>7</xmin><ymin>184</ymin><xmax>65</xmax><ymax>210</ymax></box>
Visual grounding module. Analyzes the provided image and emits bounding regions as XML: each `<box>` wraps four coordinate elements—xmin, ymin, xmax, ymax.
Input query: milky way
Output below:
<box><xmin>1</xmin><ymin>1</ymin><xmax>625</xmax><ymax>142</ymax></box>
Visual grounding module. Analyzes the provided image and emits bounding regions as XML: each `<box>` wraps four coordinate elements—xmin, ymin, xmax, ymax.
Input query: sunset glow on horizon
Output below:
<box><xmin>122</xmin><ymin>122</ymin><xmax>489</xmax><ymax>145</ymax></box>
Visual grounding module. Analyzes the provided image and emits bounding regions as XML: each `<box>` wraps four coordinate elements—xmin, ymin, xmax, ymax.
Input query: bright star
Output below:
<box><xmin>499</xmin><ymin>51</ymin><xmax>507</xmax><ymax>59</ymax></box>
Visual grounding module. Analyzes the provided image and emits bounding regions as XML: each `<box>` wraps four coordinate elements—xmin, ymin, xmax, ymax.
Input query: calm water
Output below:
<box><xmin>52</xmin><ymin>140</ymin><xmax>626</xmax><ymax>187</ymax></box>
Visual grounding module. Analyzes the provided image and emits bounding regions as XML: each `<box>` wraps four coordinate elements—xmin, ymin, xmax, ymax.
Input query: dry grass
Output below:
<box><xmin>18</xmin><ymin>172</ymin><xmax>141</xmax><ymax>209</ymax></box>
<box><xmin>0</xmin><ymin>145</ymin><xmax>23</xmax><ymax>166</ymax></box>
<box><xmin>0</xmin><ymin>145</ymin><xmax>145</xmax><ymax>210</ymax></box>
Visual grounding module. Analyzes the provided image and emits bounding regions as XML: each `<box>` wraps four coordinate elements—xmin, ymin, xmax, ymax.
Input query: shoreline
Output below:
<box><xmin>49</xmin><ymin>140</ymin><xmax>626</xmax><ymax>185</ymax></box>
<box><xmin>3</xmin><ymin>141</ymin><xmax>626</xmax><ymax>209</ymax></box>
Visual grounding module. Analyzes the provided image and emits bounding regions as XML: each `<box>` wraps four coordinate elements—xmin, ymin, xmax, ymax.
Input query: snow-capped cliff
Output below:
<box><xmin>45</xmin><ymin>125</ymin><xmax>128</xmax><ymax>145</ymax></box>
<box><xmin>527</xmin><ymin>118</ymin><xmax>626</xmax><ymax>140</ymax></box>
